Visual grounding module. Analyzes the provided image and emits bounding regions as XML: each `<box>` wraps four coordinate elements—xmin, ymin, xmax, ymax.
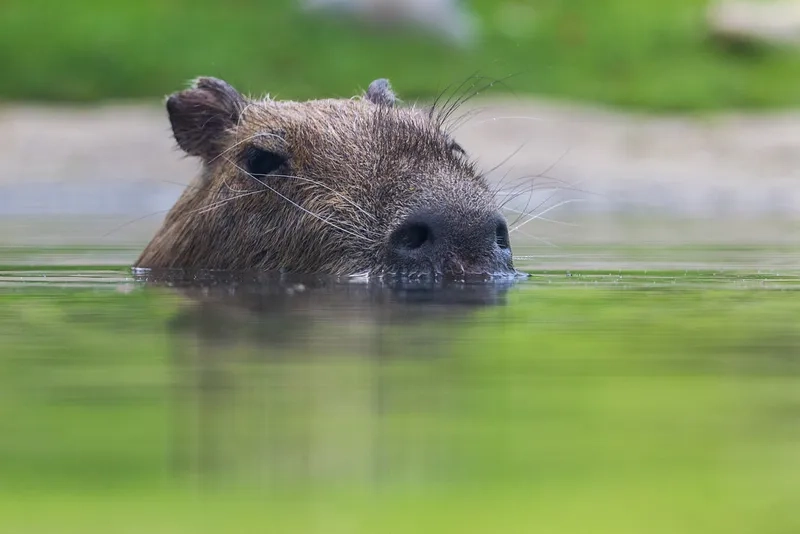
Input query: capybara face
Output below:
<box><xmin>135</xmin><ymin>77</ymin><xmax>517</xmax><ymax>279</ymax></box>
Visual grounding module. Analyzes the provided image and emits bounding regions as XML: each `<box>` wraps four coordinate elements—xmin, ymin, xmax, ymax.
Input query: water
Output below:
<box><xmin>1</xmin><ymin>248</ymin><xmax>799</xmax><ymax>534</ymax></box>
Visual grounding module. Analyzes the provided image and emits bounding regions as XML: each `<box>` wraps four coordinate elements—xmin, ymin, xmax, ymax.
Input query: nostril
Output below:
<box><xmin>495</xmin><ymin>221</ymin><xmax>510</xmax><ymax>249</ymax></box>
<box><xmin>393</xmin><ymin>222</ymin><xmax>432</xmax><ymax>251</ymax></box>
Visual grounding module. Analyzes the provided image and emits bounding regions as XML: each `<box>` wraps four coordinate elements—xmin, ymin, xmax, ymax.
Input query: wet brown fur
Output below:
<box><xmin>135</xmin><ymin>77</ymin><xmax>513</xmax><ymax>277</ymax></box>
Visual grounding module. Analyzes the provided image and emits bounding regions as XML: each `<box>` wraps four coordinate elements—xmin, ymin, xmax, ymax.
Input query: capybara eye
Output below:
<box><xmin>244</xmin><ymin>146</ymin><xmax>287</xmax><ymax>176</ymax></box>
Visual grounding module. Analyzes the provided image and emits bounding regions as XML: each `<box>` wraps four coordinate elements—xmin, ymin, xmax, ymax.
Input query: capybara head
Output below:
<box><xmin>135</xmin><ymin>77</ymin><xmax>519</xmax><ymax>279</ymax></box>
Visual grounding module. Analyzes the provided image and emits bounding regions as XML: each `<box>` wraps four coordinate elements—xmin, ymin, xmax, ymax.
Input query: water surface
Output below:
<box><xmin>1</xmin><ymin>248</ymin><xmax>799</xmax><ymax>534</ymax></box>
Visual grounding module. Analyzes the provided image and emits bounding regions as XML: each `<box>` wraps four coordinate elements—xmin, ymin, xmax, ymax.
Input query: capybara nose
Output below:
<box><xmin>389</xmin><ymin>213</ymin><xmax>438</xmax><ymax>256</ymax></box>
<box><xmin>388</xmin><ymin>208</ymin><xmax>511</xmax><ymax>274</ymax></box>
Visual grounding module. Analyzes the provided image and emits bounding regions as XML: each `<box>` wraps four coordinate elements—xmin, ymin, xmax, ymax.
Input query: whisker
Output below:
<box><xmin>495</xmin><ymin>182</ymin><xmax>578</xmax><ymax>200</ymax></box>
<box><xmin>497</xmin><ymin>183</ymin><xmax>550</xmax><ymax>211</ymax></box>
<box><xmin>497</xmin><ymin>176</ymin><xmax>603</xmax><ymax>208</ymax></box>
<box><xmin>468</xmin><ymin>115</ymin><xmax>548</xmax><ymax>127</ymax></box>
<box><xmin>193</xmin><ymin>190</ymin><xmax>266</xmax><ymax>215</ymax></box>
<box><xmin>436</xmin><ymin>74</ymin><xmax>497</xmax><ymax>129</ymax></box>
<box><xmin>101</xmin><ymin>210</ymin><xmax>170</xmax><ymax>239</ymax></box>
<box><xmin>496</xmin><ymin>174</ymin><xmax>571</xmax><ymax>194</ymax></box>
<box><xmin>437</xmin><ymin>72</ymin><xmax>523</xmax><ymax>129</ymax></box>
<box><xmin>233</xmin><ymin>101</ymin><xmax>263</xmax><ymax>135</ymax></box>
<box><xmin>508</xmin><ymin>191</ymin><xmax>535</xmax><ymax>227</ymax></box>
<box><xmin>537</xmin><ymin>147</ymin><xmax>572</xmax><ymax>180</ymax></box>
<box><xmin>428</xmin><ymin>73</ymin><xmax>478</xmax><ymax>121</ymax></box>
<box><xmin>506</xmin><ymin>181</ymin><xmax>581</xmax><ymax>227</ymax></box>
<box><xmin>494</xmin><ymin>160</ymin><xmax>601</xmax><ymax>212</ymax></box>
<box><xmin>227</xmin><ymin>159</ymin><xmax>373</xmax><ymax>243</ymax></box>
<box><xmin>502</xmin><ymin>206</ymin><xmax>581</xmax><ymax>227</ymax></box>
<box><xmin>508</xmin><ymin>181</ymin><xmax>554</xmax><ymax>227</ymax></box>
<box><xmin>510</xmin><ymin>228</ymin><xmax>559</xmax><ymax>247</ymax></box>
<box><xmin>263</xmin><ymin>173</ymin><xmax>376</xmax><ymax>221</ymax></box>
<box><xmin>209</xmin><ymin>131</ymin><xmax>287</xmax><ymax>165</ymax></box>
<box><xmin>101</xmin><ymin>181</ymin><xmax>264</xmax><ymax>239</ymax></box>
<box><xmin>160</xmin><ymin>179</ymin><xmax>198</xmax><ymax>189</ymax></box>
<box><xmin>490</xmin><ymin>166</ymin><xmax>519</xmax><ymax>200</ymax></box>
<box><xmin>439</xmin><ymin>78</ymin><xmax>490</xmax><ymax>127</ymax></box>
<box><xmin>510</xmin><ymin>199</ymin><xmax>588</xmax><ymax>234</ymax></box>
<box><xmin>158</xmin><ymin>178</ymin><xmax>259</xmax><ymax>196</ymax></box>
<box><xmin>447</xmin><ymin>107</ymin><xmax>487</xmax><ymax>134</ymax></box>
<box><xmin>433</xmin><ymin>72</ymin><xmax>483</xmax><ymax>125</ymax></box>
<box><xmin>483</xmin><ymin>142</ymin><xmax>528</xmax><ymax>181</ymax></box>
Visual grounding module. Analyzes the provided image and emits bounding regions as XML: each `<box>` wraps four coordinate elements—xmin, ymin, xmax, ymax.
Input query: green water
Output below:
<box><xmin>1</xmin><ymin>251</ymin><xmax>799</xmax><ymax>534</ymax></box>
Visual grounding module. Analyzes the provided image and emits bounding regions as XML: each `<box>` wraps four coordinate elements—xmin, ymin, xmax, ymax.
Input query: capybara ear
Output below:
<box><xmin>365</xmin><ymin>79</ymin><xmax>396</xmax><ymax>108</ymax></box>
<box><xmin>166</xmin><ymin>77</ymin><xmax>246</xmax><ymax>160</ymax></box>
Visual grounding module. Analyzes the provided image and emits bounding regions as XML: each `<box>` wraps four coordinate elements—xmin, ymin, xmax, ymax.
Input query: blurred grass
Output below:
<box><xmin>1</xmin><ymin>278</ymin><xmax>799</xmax><ymax>532</ymax></box>
<box><xmin>3</xmin><ymin>0</ymin><xmax>800</xmax><ymax>110</ymax></box>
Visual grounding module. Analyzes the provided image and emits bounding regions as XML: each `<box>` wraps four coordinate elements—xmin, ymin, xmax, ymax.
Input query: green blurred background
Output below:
<box><xmin>3</xmin><ymin>0</ymin><xmax>800</xmax><ymax>110</ymax></box>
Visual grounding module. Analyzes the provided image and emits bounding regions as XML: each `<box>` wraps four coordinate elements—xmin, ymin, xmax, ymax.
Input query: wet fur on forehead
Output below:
<box><xmin>233</xmin><ymin>98</ymin><xmax>468</xmax><ymax>169</ymax></box>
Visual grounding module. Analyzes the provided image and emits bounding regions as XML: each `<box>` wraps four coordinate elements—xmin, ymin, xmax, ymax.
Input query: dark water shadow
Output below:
<box><xmin>133</xmin><ymin>268</ymin><xmax>520</xmax><ymax>489</ymax></box>
<box><xmin>134</xmin><ymin>268</ymin><xmax>517</xmax><ymax>350</ymax></box>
